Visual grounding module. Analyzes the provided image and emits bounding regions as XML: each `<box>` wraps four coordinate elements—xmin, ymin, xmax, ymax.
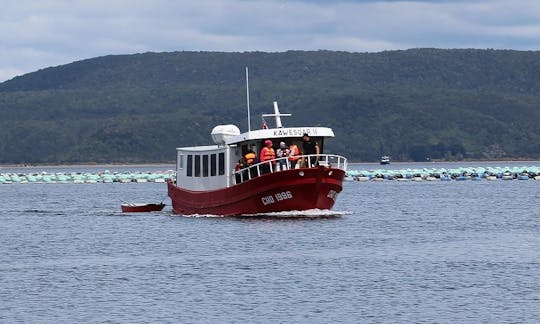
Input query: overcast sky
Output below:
<box><xmin>1</xmin><ymin>0</ymin><xmax>540</xmax><ymax>82</ymax></box>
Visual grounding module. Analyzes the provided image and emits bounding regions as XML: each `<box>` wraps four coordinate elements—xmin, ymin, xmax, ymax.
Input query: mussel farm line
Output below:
<box><xmin>2</xmin><ymin>165</ymin><xmax>540</xmax><ymax>184</ymax></box>
<box><xmin>0</xmin><ymin>170</ymin><xmax>174</xmax><ymax>184</ymax></box>
<box><xmin>346</xmin><ymin>165</ymin><xmax>540</xmax><ymax>182</ymax></box>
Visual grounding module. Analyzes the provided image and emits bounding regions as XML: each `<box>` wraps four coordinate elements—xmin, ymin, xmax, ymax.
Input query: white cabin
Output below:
<box><xmin>175</xmin><ymin>125</ymin><xmax>341</xmax><ymax>191</ymax></box>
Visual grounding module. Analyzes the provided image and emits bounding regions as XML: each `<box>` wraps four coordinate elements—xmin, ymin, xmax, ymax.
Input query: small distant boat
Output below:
<box><xmin>380</xmin><ymin>156</ymin><xmax>390</xmax><ymax>165</ymax></box>
<box><xmin>121</xmin><ymin>202</ymin><xmax>165</xmax><ymax>213</ymax></box>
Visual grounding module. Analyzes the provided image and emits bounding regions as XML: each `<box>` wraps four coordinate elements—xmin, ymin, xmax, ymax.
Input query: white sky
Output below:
<box><xmin>1</xmin><ymin>0</ymin><xmax>540</xmax><ymax>82</ymax></box>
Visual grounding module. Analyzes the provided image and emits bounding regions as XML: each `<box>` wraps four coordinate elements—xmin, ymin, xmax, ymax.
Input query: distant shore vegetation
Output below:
<box><xmin>1</xmin><ymin>49</ymin><xmax>539</xmax><ymax>164</ymax></box>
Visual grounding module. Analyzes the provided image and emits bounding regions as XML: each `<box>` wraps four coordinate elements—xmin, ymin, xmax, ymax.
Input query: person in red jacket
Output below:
<box><xmin>259</xmin><ymin>139</ymin><xmax>276</xmax><ymax>174</ymax></box>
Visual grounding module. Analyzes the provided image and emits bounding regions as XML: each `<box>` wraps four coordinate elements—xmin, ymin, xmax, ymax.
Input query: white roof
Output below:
<box><xmin>225</xmin><ymin>126</ymin><xmax>334</xmax><ymax>145</ymax></box>
<box><xmin>176</xmin><ymin>126</ymin><xmax>335</xmax><ymax>151</ymax></box>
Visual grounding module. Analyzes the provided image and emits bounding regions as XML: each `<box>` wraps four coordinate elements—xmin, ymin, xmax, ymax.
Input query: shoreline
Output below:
<box><xmin>0</xmin><ymin>162</ymin><xmax>175</xmax><ymax>168</ymax></box>
<box><xmin>2</xmin><ymin>160</ymin><xmax>540</xmax><ymax>169</ymax></box>
<box><xmin>348</xmin><ymin>159</ymin><xmax>540</xmax><ymax>165</ymax></box>
<box><xmin>0</xmin><ymin>158</ymin><xmax>540</xmax><ymax>168</ymax></box>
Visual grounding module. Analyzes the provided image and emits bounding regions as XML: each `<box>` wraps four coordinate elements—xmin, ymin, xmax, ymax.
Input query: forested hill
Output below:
<box><xmin>1</xmin><ymin>49</ymin><xmax>539</xmax><ymax>164</ymax></box>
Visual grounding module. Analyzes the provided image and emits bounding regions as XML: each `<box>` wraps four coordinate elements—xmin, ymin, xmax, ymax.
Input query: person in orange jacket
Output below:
<box><xmin>259</xmin><ymin>139</ymin><xmax>276</xmax><ymax>174</ymax></box>
<box><xmin>244</xmin><ymin>149</ymin><xmax>257</xmax><ymax>178</ymax></box>
<box><xmin>288</xmin><ymin>142</ymin><xmax>300</xmax><ymax>169</ymax></box>
<box><xmin>244</xmin><ymin>149</ymin><xmax>256</xmax><ymax>166</ymax></box>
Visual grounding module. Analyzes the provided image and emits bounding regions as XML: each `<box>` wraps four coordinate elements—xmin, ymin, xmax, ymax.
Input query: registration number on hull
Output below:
<box><xmin>261</xmin><ymin>191</ymin><xmax>293</xmax><ymax>206</ymax></box>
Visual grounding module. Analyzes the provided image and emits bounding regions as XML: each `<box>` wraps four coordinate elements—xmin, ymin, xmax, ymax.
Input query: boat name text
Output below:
<box><xmin>261</xmin><ymin>191</ymin><xmax>293</xmax><ymax>205</ymax></box>
<box><xmin>273</xmin><ymin>128</ymin><xmax>319</xmax><ymax>137</ymax></box>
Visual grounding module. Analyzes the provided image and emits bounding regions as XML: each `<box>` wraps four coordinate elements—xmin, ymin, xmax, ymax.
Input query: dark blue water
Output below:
<box><xmin>1</xmin><ymin>164</ymin><xmax>539</xmax><ymax>323</ymax></box>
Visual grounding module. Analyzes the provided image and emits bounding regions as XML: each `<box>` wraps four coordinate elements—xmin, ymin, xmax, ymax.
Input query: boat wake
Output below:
<box><xmin>240</xmin><ymin>209</ymin><xmax>351</xmax><ymax>218</ymax></box>
<box><xmin>170</xmin><ymin>213</ymin><xmax>225</xmax><ymax>218</ymax></box>
<box><xmin>171</xmin><ymin>209</ymin><xmax>351</xmax><ymax>219</ymax></box>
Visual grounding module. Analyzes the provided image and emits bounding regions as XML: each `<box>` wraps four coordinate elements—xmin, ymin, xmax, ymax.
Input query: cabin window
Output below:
<box><xmin>210</xmin><ymin>154</ymin><xmax>217</xmax><ymax>176</ymax></box>
<box><xmin>203</xmin><ymin>155</ymin><xmax>209</xmax><ymax>177</ymax></box>
<box><xmin>195</xmin><ymin>155</ymin><xmax>201</xmax><ymax>177</ymax></box>
<box><xmin>178</xmin><ymin>154</ymin><xmax>184</xmax><ymax>170</ymax></box>
<box><xmin>186</xmin><ymin>155</ymin><xmax>193</xmax><ymax>177</ymax></box>
<box><xmin>218</xmin><ymin>153</ymin><xmax>225</xmax><ymax>175</ymax></box>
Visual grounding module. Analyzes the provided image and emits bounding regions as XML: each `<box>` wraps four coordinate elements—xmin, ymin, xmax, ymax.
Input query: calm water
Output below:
<box><xmin>1</xmin><ymin>164</ymin><xmax>539</xmax><ymax>323</ymax></box>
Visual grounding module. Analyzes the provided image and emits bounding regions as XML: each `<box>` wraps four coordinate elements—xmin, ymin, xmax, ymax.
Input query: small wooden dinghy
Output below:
<box><xmin>121</xmin><ymin>202</ymin><xmax>165</xmax><ymax>213</ymax></box>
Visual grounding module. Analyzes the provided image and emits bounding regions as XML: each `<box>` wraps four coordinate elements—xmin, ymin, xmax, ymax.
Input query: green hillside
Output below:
<box><xmin>1</xmin><ymin>49</ymin><xmax>539</xmax><ymax>164</ymax></box>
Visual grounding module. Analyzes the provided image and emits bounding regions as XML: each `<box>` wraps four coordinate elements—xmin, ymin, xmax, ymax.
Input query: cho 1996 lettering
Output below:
<box><xmin>261</xmin><ymin>191</ymin><xmax>293</xmax><ymax>205</ymax></box>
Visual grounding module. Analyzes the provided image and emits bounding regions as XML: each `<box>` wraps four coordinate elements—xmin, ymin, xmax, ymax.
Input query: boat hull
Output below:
<box><xmin>121</xmin><ymin>203</ymin><xmax>165</xmax><ymax>213</ymax></box>
<box><xmin>167</xmin><ymin>166</ymin><xmax>345</xmax><ymax>216</ymax></box>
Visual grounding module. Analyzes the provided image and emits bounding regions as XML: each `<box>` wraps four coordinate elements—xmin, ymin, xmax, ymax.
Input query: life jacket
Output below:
<box><xmin>288</xmin><ymin>144</ymin><xmax>300</xmax><ymax>161</ymax></box>
<box><xmin>260</xmin><ymin>147</ymin><xmax>276</xmax><ymax>163</ymax></box>
<box><xmin>244</xmin><ymin>152</ymin><xmax>256</xmax><ymax>165</ymax></box>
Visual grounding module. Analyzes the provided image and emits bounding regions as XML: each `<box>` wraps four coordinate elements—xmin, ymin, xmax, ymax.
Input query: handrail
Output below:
<box><xmin>232</xmin><ymin>154</ymin><xmax>348</xmax><ymax>184</ymax></box>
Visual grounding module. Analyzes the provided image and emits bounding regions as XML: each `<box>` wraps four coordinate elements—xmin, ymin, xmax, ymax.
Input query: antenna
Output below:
<box><xmin>245</xmin><ymin>67</ymin><xmax>251</xmax><ymax>132</ymax></box>
<box><xmin>262</xmin><ymin>101</ymin><xmax>291</xmax><ymax>128</ymax></box>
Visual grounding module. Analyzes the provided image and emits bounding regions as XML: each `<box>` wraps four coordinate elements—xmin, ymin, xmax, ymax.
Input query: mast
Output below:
<box><xmin>245</xmin><ymin>67</ymin><xmax>251</xmax><ymax>132</ymax></box>
<box><xmin>262</xmin><ymin>101</ymin><xmax>291</xmax><ymax>128</ymax></box>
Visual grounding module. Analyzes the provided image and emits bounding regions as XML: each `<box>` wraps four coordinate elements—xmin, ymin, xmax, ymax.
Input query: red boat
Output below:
<box><xmin>167</xmin><ymin>100</ymin><xmax>348</xmax><ymax>216</ymax></box>
<box><xmin>121</xmin><ymin>202</ymin><xmax>165</xmax><ymax>213</ymax></box>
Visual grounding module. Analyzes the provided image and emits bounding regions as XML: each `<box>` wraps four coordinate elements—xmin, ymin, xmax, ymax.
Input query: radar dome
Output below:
<box><xmin>211</xmin><ymin>124</ymin><xmax>241</xmax><ymax>144</ymax></box>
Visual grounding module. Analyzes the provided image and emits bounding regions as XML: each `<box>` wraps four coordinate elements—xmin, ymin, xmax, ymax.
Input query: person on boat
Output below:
<box><xmin>244</xmin><ymin>149</ymin><xmax>256</xmax><ymax>166</ymax></box>
<box><xmin>302</xmin><ymin>133</ymin><xmax>320</xmax><ymax>167</ymax></box>
<box><xmin>288</xmin><ymin>142</ymin><xmax>300</xmax><ymax>169</ymax></box>
<box><xmin>259</xmin><ymin>139</ymin><xmax>276</xmax><ymax>174</ymax></box>
<box><xmin>244</xmin><ymin>149</ymin><xmax>257</xmax><ymax>178</ymax></box>
<box><xmin>235</xmin><ymin>158</ymin><xmax>248</xmax><ymax>184</ymax></box>
<box><xmin>276</xmin><ymin>141</ymin><xmax>290</xmax><ymax>170</ymax></box>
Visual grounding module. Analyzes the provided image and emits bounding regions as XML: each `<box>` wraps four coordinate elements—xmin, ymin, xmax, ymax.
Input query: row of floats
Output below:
<box><xmin>3</xmin><ymin>165</ymin><xmax>539</xmax><ymax>184</ymax></box>
<box><xmin>0</xmin><ymin>170</ymin><xmax>174</xmax><ymax>184</ymax></box>
<box><xmin>345</xmin><ymin>166</ymin><xmax>540</xmax><ymax>182</ymax></box>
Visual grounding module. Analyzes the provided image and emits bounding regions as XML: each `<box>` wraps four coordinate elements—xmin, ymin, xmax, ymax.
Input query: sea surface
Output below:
<box><xmin>1</xmin><ymin>162</ymin><xmax>539</xmax><ymax>323</ymax></box>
